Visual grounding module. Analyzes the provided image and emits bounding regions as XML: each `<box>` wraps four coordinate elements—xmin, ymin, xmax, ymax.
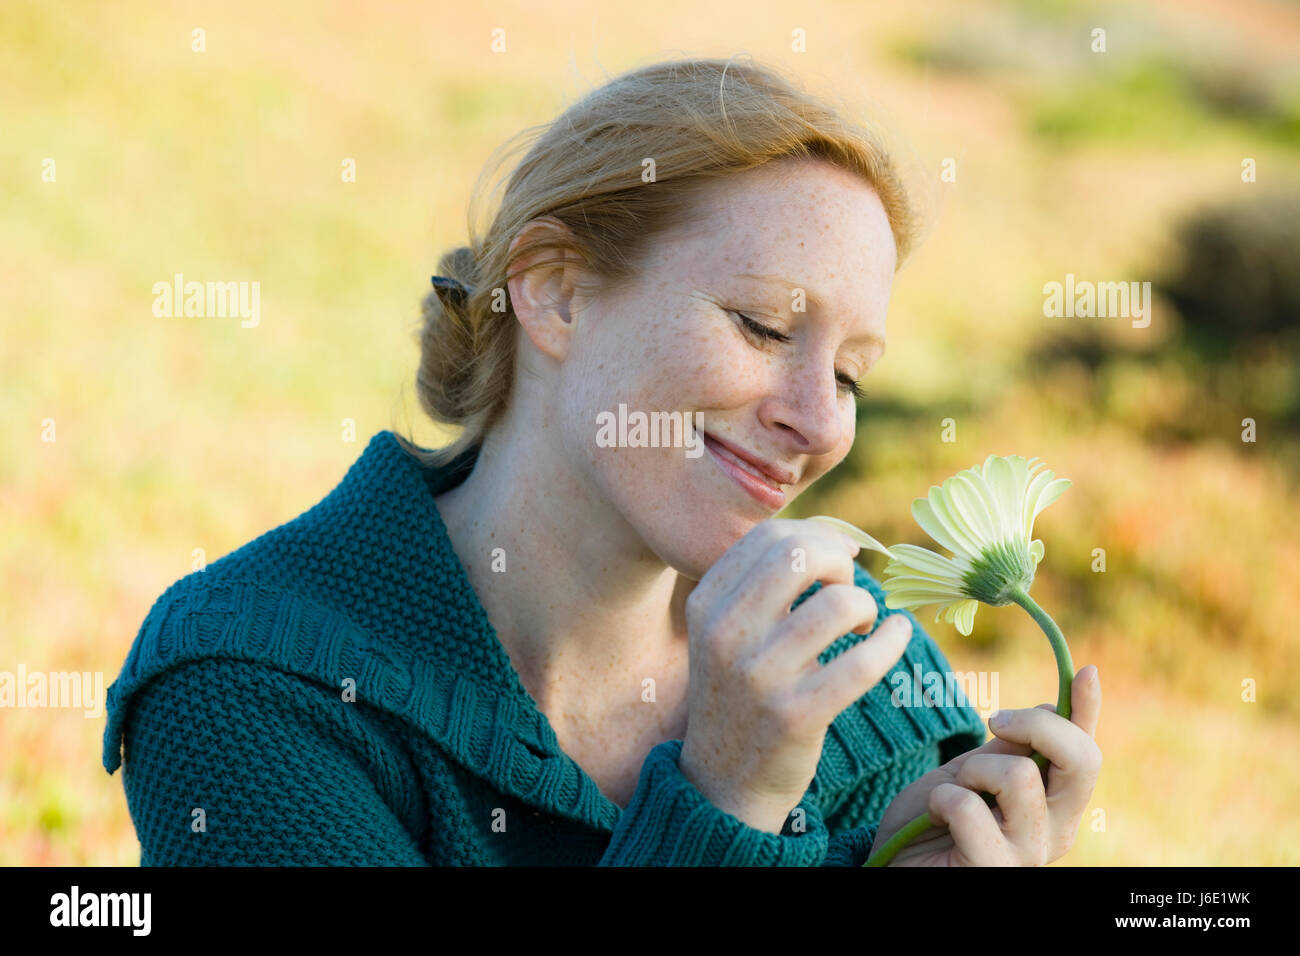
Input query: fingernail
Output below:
<box><xmin>989</xmin><ymin>710</ymin><xmax>1007</xmax><ymax>727</ymax></box>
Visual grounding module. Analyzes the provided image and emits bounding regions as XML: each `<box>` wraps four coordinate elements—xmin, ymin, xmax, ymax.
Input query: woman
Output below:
<box><xmin>103</xmin><ymin>56</ymin><xmax>1100</xmax><ymax>866</ymax></box>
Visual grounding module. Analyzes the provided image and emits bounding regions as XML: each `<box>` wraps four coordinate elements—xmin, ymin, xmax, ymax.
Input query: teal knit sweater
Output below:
<box><xmin>102</xmin><ymin>430</ymin><xmax>986</xmax><ymax>866</ymax></box>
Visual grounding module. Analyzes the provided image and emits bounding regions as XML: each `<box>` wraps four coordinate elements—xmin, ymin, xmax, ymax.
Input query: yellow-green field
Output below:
<box><xmin>3</xmin><ymin>0</ymin><xmax>1298</xmax><ymax>865</ymax></box>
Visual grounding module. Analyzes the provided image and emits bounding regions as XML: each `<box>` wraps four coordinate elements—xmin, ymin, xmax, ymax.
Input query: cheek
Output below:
<box><xmin>831</xmin><ymin>413</ymin><xmax>857</xmax><ymax>463</ymax></box>
<box><xmin>553</xmin><ymin>320</ymin><xmax>698</xmax><ymax>477</ymax></box>
<box><xmin>798</xmin><ymin>423</ymin><xmax>856</xmax><ymax>490</ymax></box>
<box><xmin>672</xmin><ymin>320</ymin><xmax>770</xmax><ymax>408</ymax></box>
<box><xmin>609</xmin><ymin>307</ymin><xmax>747</xmax><ymax>412</ymax></box>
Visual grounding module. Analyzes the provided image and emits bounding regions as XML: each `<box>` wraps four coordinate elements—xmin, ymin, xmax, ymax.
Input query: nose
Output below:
<box><xmin>756</xmin><ymin>354</ymin><xmax>848</xmax><ymax>456</ymax></box>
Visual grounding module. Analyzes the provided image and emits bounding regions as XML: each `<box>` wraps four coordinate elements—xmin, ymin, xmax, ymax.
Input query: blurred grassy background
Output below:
<box><xmin>3</xmin><ymin>0</ymin><xmax>1298</xmax><ymax>865</ymax></box>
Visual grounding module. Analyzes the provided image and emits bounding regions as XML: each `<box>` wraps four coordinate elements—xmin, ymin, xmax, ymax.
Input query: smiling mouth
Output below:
<box><xmin>701</xmin><ymin>432</ymin><xmax>794</xmax><ymax>509</ymax></box>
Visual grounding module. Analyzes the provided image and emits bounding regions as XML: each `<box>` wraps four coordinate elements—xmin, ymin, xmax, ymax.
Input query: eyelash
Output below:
<box><xmin>732</xmin><ymin>312</ymin><xmax>866</xmax><ymax>399</ymax></box>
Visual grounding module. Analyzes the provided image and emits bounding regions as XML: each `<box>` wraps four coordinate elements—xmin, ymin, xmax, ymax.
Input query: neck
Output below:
<box><xmin>432</xmin><ymin>417</ymin><xmax>693</xmax><ymax>716</ymax></box>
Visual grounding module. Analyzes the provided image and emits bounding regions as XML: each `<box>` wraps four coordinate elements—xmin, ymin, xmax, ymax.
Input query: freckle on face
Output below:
<box><xmin>570</xmin><ymin>159</ymin><xmax>894</xmax><ymax>576</ymax></box>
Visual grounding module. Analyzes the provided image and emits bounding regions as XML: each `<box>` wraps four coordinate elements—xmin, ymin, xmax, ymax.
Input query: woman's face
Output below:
<box><xmin>549</xmin><ymin>157</ymin><xmax>898</xmax><ymax>580</ymax></box>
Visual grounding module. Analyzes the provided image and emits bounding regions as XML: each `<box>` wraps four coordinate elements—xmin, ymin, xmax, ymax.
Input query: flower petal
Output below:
<box><xmin>1021</xmin><ymin>468</ymin><xmax>1056</xmax><ymax>537</ymax></box>
<box><xmin>881</xmin><ymin>579</ymin><xmax>969</xmax><ymax>602</ymax></box>
<box><xmin>925</xmin><ymin>487</ymin><xmax>984</xmax><ymax>559</ymax></box>
<box><xmin>884</xmin><ymin>591</ymin><xmax>971</xmax><ymax>613</ymax></box>
<box><xmin>882</xmin><ymin>580</ymin><xmax>967</xmax><ymax>600</ymax></box>
<box><xmin>985</xmin><ymin>456</ymin><xmax>1026</xmax><ymax>540</ymax></box>
<box><xmin>1026</xmin><ymin>477</ymin><xmax>1071</xmax><ymax>538</ymax></box>
<box><xmin>1030</xmin><ymin>538</ymin><xmax>1045</xmax><ymax>564</ymax></box>
<box><xmin>805</xmin><ymin>515</ymin><xmax>895</xmax><ymax>559</ymax></box>
<box><xmin>884</xmin><ymin>569</ymin><xmax>967</xmax><ymax>593</ymax></box>
<box><xmin>952</xmin><ymin>599</ymin><xmax>979</xmax><ymax>636</ymax></box>
<box><xmin>911</xmin><ymin>496</ymin><xmax>969</xmax><ymax>558</ymax></box>
<box><xmin>946</xmin><ymin>472</ymin><xmax>997</xmax><ymax>546</ymax></box>
<box><xmin>885</xmin><ymin>542</ymin><xmax>968</xmax><ymax>581</ymax></box>
<box><xmin>964</xmin><ymin>465</ymin><xmax>1008</xmax><ymax>543</ymax></box>
<box><xmin>883</xmin><ymin>590</ymin><xmax>955</xmax><ymax>611</ymax></box>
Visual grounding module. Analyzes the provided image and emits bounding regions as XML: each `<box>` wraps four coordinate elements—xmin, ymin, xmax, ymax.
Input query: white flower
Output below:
<box><xmin>879</xmin><ymin>455</ymin><xmax>1071</xmax><ymax>636</ymax></box>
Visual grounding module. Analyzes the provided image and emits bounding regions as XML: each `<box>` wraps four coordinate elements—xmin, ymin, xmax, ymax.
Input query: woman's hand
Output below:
<box><xmin>677</xmin><ymin>518</ymin><xmax>914</xmax><ymax>834</ymax></box>
<box><xmin>871</xmin><ymin>665</ymin><xmax>1102</xmax><ymax>865</ymax></box>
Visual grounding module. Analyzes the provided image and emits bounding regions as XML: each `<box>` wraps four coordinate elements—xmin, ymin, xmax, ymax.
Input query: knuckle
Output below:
<box><xmin>954</xmin><ymin>787</ymin><xmax>985</xmax><ymax>817</ymax></box>
<box><xmin>1008</xmin><ymin>757</ymin><xmax>1041</xmax><ymax>792</ymax></box>
<box><xmin>855</xmin><ymin>589</ymin><xmax>879</xmax><ymax>623</ymax></box>
<box><xmin>759</xmin><ymin>691</ymin><xmax>801</xmax><ymax>735</ymax></box>
<box><xmin>820</xmin><ymin>583</ymin><xmax>857</xmax><ymax>616</ymax></box>
<box><xmin>692</xmin><ymin>612</ymin><xmax>733</xmax><ymax>665</ymax></box>
<box><xmin>773</xmin><ymin>534</ymin><xmax>805</xmax><ymax>563</ymax></box>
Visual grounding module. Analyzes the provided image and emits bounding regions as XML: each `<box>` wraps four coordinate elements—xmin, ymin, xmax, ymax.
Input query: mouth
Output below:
<box><xmin>701</xmin><ymin>432</ymin><xmax>796</xmax><ymax>510</ymax></box>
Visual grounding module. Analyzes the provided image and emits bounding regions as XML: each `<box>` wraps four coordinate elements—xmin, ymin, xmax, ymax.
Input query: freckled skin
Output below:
<box><xmin>555</xmin><ymin>157</ymin><xmax>896</xmax><ymax>578</ymax></box>
<box><xmin>433</xmin><ymin>157</ymin><xmax>897</xmax><ymax>808</ymax></box>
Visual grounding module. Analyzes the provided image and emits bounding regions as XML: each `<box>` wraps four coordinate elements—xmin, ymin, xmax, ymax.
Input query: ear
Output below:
<box><xmin>507</xmin><ymin>217</ymin><xmax>588</xmax><ymax>362</ymax></box>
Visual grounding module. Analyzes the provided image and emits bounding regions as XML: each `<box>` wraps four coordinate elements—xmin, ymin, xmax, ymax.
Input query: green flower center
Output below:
<box><xmin>962</xmin><ymin>539</ymin><xmax>1037</xmax><ymax>605</ymax></box>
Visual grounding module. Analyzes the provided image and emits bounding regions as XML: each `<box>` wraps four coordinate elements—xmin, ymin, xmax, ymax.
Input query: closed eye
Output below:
<box><xmin>734</xmin><ymin>310</ymin><xmax>790</xmax><ymax>344</ymax></box>
<box><xmin>731</xmin><ymin>311</ymin><xmax>866</xmax><ymax>399</ymax></box>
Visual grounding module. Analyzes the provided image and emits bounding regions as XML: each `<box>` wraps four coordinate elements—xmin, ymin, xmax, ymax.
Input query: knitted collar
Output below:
<box><xmin>103</xmin><ymin>430</ymin><xmax>983</xmax><ymax>832</ymax></box>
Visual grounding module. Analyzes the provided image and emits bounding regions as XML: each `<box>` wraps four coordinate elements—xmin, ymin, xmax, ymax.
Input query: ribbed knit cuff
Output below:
<box><xmin>822</xmin><ymin>823</ymin><xmax>880</xmax><ymax>867</ymax></box>
<box><xmin>598</xmin><ymin>739</ymin><xmax>830</xmax><ymax>866</ymax></box>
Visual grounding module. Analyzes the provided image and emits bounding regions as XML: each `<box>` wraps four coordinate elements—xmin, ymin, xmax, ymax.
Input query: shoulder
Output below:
<box><xmin>118</xmin><ymin>656</ymin><xmax>428</xmax><ymax>865</ymax></box>
<box><xmin>121</xmin><ymin>655</ymin><xmax>412</xmax><ymax>774</ymax></box>
<box><xmin>101</xmin><ymin>573</ymin><xmax>404</xmax><ymax>775</ymax></box>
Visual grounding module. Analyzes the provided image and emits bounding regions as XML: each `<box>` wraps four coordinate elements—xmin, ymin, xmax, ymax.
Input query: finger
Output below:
<box><xmin>928</xmin><ymin>783</ymin><xmax>1013</xmax><ymax>866</ymax></box>
<box><xmin>936</xmin><ymin>724</ymin><xmax>1046</xmax><ymax>787</ymax></box>
<box><xmin>1018</xmin><ymin>667</ymin><xmax>1101</xmax><ymax>736</ymax></box>
<box><xmin>796</xmin><ymin>612</ymin><xmax>913</xmax><ymax>726</ymax></box>
<box><xmin>954</xmin><ymin>754</ymin><xmax>1050</xmax><ymax>865</ymax></box>
<box><xmin>701</xmin><ymin>518</ymin><xmax>854</xmax><ymax>602</ymax></box>
<box><xmin>1069</xmin><ymin>665</ymin><xmax>1102</xmax><ymax>739</ymax></box>
<box><xmin>718</xmin><ymin>521</ymin><xmax>860</xmax><ymax>629</ymax></box>
<box><xmin>988</xmin><ymin>705</ymin><xmax>1102</xmax><ymax>821</ymax></box>
<box><xmin>769</xmin><ymin>583</ymin><xmax>880</xmax><ymax>672</ymax></box>
<box><xmin>990</xmin><ymin>704</ymin><xmax>1097</xmax><ymax>772</ymax></box>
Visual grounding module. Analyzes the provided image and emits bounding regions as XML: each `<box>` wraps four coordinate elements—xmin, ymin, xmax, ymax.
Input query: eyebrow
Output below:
<box><xmin>735</xmin><ymin>272</ymin><xmax>885</xmax><ymax>349</ymax></box>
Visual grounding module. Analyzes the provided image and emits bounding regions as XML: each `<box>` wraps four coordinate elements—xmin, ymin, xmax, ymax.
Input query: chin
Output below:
<box><xmin>588</xmin><ymin>444</ymin><xmax>787</xmax><ymax>576</ymax></box>
<box><xmin>638</xmin><ymin>500</ymin><xmax>762</xmax><ymax>581</ymax></box>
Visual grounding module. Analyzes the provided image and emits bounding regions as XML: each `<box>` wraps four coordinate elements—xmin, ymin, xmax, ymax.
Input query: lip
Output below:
<box><xmin>704</xmin><ymin>432</ymin><xmax>798</xmax><ymax>485</ymax></box>
<box><xmin>702</xmin><ymin>432</ymin><xmax>797</xmax><ymax>510</ymax></box>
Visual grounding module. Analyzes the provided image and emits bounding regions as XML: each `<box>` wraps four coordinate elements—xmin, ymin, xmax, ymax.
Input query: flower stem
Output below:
<box><xmin>862</xmin><ymin>588</ymin><xmax>1072</xmax><ymax>867</ymax></box>
<box><xmin>1007</xmin><ymin>586</ymin><xmax>1074</xmax><ymax>775</ymax></box>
